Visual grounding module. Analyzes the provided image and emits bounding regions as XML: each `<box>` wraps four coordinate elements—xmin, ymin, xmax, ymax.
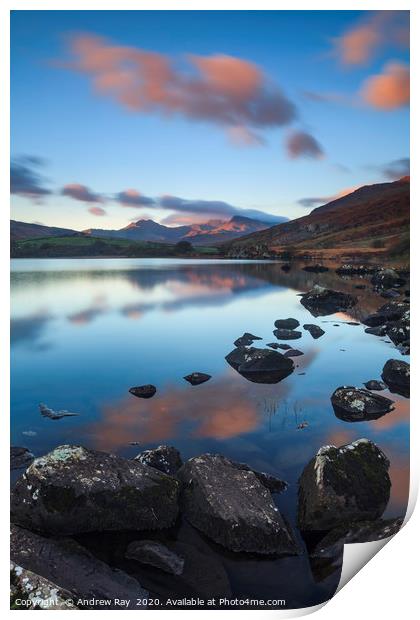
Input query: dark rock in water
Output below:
<box><xmin>364</xmin><ymin>380</ymin><xmax>387</xmax><ymax>391</ymax></box>
<box><xmin>281</xmin><ymin>263</ymin><xmax>291</xmax><ymax>272</ymax></box>
<box><xmin>126</xmin><ymin>540</ymin><xmax>185</xmax><ymax>575</ymax></box>
<box><xmin>371</xmin><ymin>268</ymin><xmax>406</xmax><ymax>289</ymax></box>
<box><xmin>10</xmin><ymin>561</ymin><xmax>77</xmax><ymax>609</ymax></box>
<box><xmin>331</xmin><ymin>387</ymin><xmax>394</xmax><ymax>422</ymax></box>
<box><xmin>225</xmin><ymin>346</ymin><xmax>294</xmax><ymax>384</ymax></box>
<box><xmin>298</xmin><ymin>439</ymin><xmax>391</xmax><ymax>531</ymax></box>
<box><xmin>386</xmin><ymin>308</ymin><xmax>409</xmax><ymax>347</ymax></box>
<box><xmin>311</xmin><ymin>517</ymin><xmax>403</xmax><ymax>560</ymax></box>
<box><xmin>178</xmin><ymin>454</ymin><xmax>299</xmax><ymax>555</ymax></box>
<box><xmin>228</xmin><ymin>460</ymin><xmax>287</xmax><ymax>494</ymax></box>
<box><xmin>11</xmin><ymin>445</ymin><xmax>180</xmax><ymax>535</ymax></box>
<box><xmin>382</xmin><ymin>359</ymin><xmax>410</xmax><ymax>398</ymax></box>
<box><xmin>303</xmin><ymin>324</ymin><xmax>325</xmax><ymax>339</ymax></box>
<box><xmin>302</xmin><ymin>264</ymin><xmax>329</xmax><ymax>273</ymax></box>
<box><xmin>300</xmin><ymin>286</ymin><xmax>357</xmax><ymax>317</ymax></box>
<box><xmin>363</xmin><ymin>300</ymin><xmax>409</xmax><ymax>327</ymax></box>
<box><xmin>266</xmin><ymin>342</ymin><xmax>281</xmax><ymax>349</ymax></box>
<box><xmin>274</xmin><ymin>318</ymin><xmax>300</xmax><ymax>329</ymax></box>
<box><xmin>284</xmin><ymin>349</ymin><xmax>304</xmax><ymax>358</ymax></box>
<box><xmin>233</xmin><ymin>332</ymin><xmax>262</xmax><ymax>347</ymax></box>
<box><xmin>365</xmin><ymin>325</ymin><xmax>387</xmax><ymax>336</ymax></box>
<box><xmin>10</xmin><ymin>525</ymin><xmax>147</xmax><ymax>608</ymax></box>
<box><xmin>381</xmin><ymin>289</ymin><xmax>400</xmax><ymax>299</ymax></box>
<box><xmin>39</xmin><ymin>403</ymin><xmax>80</xmax><ymax>420</ymax></box>
<box><xmin>273</xmin><ymin>328</ymin><xmax>302</xmax><ymax>340</ymax></box>
<box><xmin>11</xmin><ymin>446</ymin><xmax>34</xmax><ymax>470</ymax></box>
<box><xmin>336</xmin><ymin>264</ymin><xmax>377</xmax><ymax>276</ymax></box>
<box><xmin>127</xmin><ymin>539</ymin><xmax>231</xmax><ymax>599</ymax></box>
<box><xmin>183</xmin><ymin>372</ymin><xmax>211</xmax><ymax>386</ymax></box>
<box><xmin>129</xmin><ymin>384</ymin><xmax>156</xmax><ymax>399</ymax></box>
<box><xmin>278</xmin><ymin>343</ymin><xmax>292</xmax><ymax>350</ymax></box>
<box><xmin>134</xmin><ymin>445</ymin><xmax>183</xmax><ymax>476</ymax></box>
<box><xmin>346</xmin><ymin>321</ymin><xmax>360</xmax><ymax>326</ymax></box>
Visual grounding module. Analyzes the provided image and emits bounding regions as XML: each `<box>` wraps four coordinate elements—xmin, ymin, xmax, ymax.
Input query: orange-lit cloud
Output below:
<box><xmin>88</xmin><ymin>206</ymin><xmax>107</xmax><ymax>216</ymax></box>
<box><xmin>361</xmin><ymin>62</ymin><xmax>410</xmax><ymax>110</ymax></box>
<box><xmin>62</xmin><ymin>183</ymin><xmax>104</xmax><ymax>203</ymax></box>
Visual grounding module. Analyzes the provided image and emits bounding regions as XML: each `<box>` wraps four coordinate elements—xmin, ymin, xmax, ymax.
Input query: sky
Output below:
<box><xmin>10</xmin><ymin>10</ymin><xmax>410</xmax><ymax>231</ymax></box>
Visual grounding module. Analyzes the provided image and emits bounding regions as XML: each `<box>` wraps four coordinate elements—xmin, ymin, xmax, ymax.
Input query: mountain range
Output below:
<box><xmin>225</xmin><ymin>177</ymin><xmax>409</xmax><ymax>259</ymax></box>
<box><xmin>11</xmin><ymin>215</ymin><xmax>283</xmax><ymax>246</ymax></box>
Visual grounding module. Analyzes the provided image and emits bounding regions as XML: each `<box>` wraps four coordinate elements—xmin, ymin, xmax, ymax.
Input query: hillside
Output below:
<box><xmin>10</xmin><ymin>220</ymin><xmax>79</xmax><ymax>241</ymax></box>
<box><xmin>225</xmin><ymin>177</ymin><xmax>409</xmax><ymax>260</ymax></box>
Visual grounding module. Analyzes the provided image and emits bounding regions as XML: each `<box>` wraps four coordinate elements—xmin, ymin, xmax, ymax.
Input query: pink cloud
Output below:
<box><xmin>286</xmin><ymin>131</ymin><xmax>324</xmax><ymax>160</ymax></box>
<box><xmin>360</xmin><ymin>61</ymin><xmax>410</xmax><ymax>109</ymax></box>
<box><xmin>59</xmin><ymin>34</ymin><xmax>297</xmax><ymax>140</ymax></box>
<box><xmin>88</xmin><ymin>206</ymin><xmax>107</xmax><ymax>216</ymax></box>
<box><xmin>226</xmin><ymin>126</ymin><xmax>265</xmax><ymax>147</ymax></box>
<box><xmin>115</xmin><ymin>189</ymin><xmax>155</xmax><ymax>207</ymax></box>
<box><xmin>62</xmin><ymin>183</ymin><xmax>103</xmax><ymax>203</ymax></box>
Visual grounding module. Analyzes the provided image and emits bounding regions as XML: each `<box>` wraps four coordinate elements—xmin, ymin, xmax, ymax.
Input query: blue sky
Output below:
<box><xmin>11</xmin><ymin>10</ymin><xmax>409</xmax><ymax>230</ymax></box>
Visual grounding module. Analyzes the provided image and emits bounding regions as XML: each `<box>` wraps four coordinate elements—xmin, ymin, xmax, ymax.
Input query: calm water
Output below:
<box><xmin>11</xmin><ymin>258</ymin><xmax>410</xmax><ymax>608</ymax></box>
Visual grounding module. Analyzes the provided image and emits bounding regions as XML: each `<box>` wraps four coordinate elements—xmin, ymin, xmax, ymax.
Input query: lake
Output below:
<box><xmin>10</xmin><ymin>258</ymin><xmax>409</xmax><ymax>608</ymax></box>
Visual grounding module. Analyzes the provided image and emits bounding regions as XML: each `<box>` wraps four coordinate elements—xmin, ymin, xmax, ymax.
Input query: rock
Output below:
<box><xmin>178</xmin><ymin>454</ymin><xmax>298</xmax><ymax>555</ymax></box>
<box><xmin>225</xmin><ymin>347</ymin><xmax>294</xmax><ymax>384</ymax></box>
<box><xmin>381</xmin><ymin>289</ymin><xmax>400</xmax><ymax>299</ymax></box>
<box><xmin>302</xmin><ymin>264</ymin><xmax>329</xmax><ymax>273</ymax></box>
<box><xmin>10</xmin><ymin>525</ymin><xmax>147</xmax><ymax>609</ymax></box>
<box><xmin>386</xmin><ymin>308</ymin><xmax>410</xmax><ymax>346</ymax></box>
<box><xmin>10</xmin><ymin>561</ymin><xmax>77</xmax><ymax>610</ymax></box>
<box><xmin>39</xmin><ymin>403</ymin><xmax>80</xmax><ymax>420</ymax></box>
<box><xmin>134</xmin><ymin>445</ymin><xmax>183</xmax><ymax>476</ymax></box>
<box><xmin>371</xmin><ymin>268</ymin><xmax>406</xmax><ymax>289</ymax></box>
<box><xmin>266</xmin><ymin>342</ymin><xmax>281</xmax><ymax>349</ymax></box>
<box><xmin>277</xmin><ymin>343</ymin><xmax>292</xmax><ymax>350</ymax></box>
<box><xmin>303</xmin><ymin>324</ymin><xmax>325</xmax><ymax>339</ymax></box>
<box><xmin>364</xmin><ymin>380</ymin><xmax>387</xmax><ymax>391</ymax></box>
<box><xmin>183</xmin><ymin>372</ymin><xmax>211</xmax><ymax>386</ymax></box>
<box><xmin>273</xmin><ymin>328</ymin><xmax>302</xmax><ymax>340</ymax></box>
<box><xmin>281</xmin><ymin>263</ymin><xmax>291</xmax><ymax>272</ymax></box>
<box><xmin>298</xmin><ymin>439</ymin><xmax>391</xmax><ymax>531</ymax></box>
<box><xmin>331</xmin><ymin>387</ymin><xmax>394</xmax><ymax>422</ymax></box>
<box><xmin>125</xmin><ymin>540</ymin><xmax>184</xmax><ymax>575</ymax></box>
<box><xmin>382</xmin><ymin>359</ymin><xmax>410</xmax><ymax>397</ymax></box>
<box><xmin>346</xmin><ymin>321</ymin><xmax>360</xmax><ymax>326</ymax></box>
<box><xmin>363</xmin><ymin>300</ymin><xmax>409</xmax><ymax>327</ymax></box>
<box><xmin>365</xmin><ymin>325</ymin><xmax>387</xmax><ymax>336</ymax></box>
<box><xmin>284</xmin><ymin>349</ymin><xmax>304</xmax><ymax>358</ymax></box>
<box><xmin>300</xmin><ymin>286</ymin><xmax>357</xmax><ymax>317</ymax></box>
<box><xmin>11</xmin><ymin>447</ymin><xmax>34</xmax><ymax>470</ymax></box>
<box><xmin>311</xmin><ymin>517</ymin><xmax>403</xmax><ymax>559</ymax></box>
<box><xmin>336</xmin><ymin>264</ymin><xmax>377</xmax><ymax>276</ymax></box>
<box><xmin>354</xmin><ymin>284</ymin><xmax>366</xmax><ymax>289</ymax></box>
<box><xmin>233</xmin><ymin>332</ymin><xmax>262</xmax><ymax>347</ymax></box>
<box><xmin>129</xmin><ymin>384</ymin><xmax>157</xmax><ymax>399</ymax></box>
<box><xmin>227</xmin><ymin>460</ymin><xmax>287</xmax><ymax>494</ymax></box>
<box><xmin>11</xmin><ymin>445</ymin><xmax>180</xmax><ymax>535</ymax></box>
<box><xmin>274</xmin><ymin>318</ymin><xmax>300</xmax><ymax>329</ymax></box>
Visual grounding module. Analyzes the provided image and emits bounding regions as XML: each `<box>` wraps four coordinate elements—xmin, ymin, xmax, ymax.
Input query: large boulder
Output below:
<box><xmin>10</xmin><ymin>525</ymin><xmax>147</xmax><ymax>609</ymax></box>
<box><xmin>134</xmin><ymin>445</ymin><xmax>183</xmax><ymax>476</ymax></box>
<box><xmin>331</xmin><ymin>387</ymin><xmax>394</xmax><ymax>422</ymax></box>
<box><xmin>298</xmin><ymin>439</ymin><xmax>391</xmax><ymax>531</ymax></box>
<box><xmin>11</xmin><ymin>445</ymin><xmax>180</xmax><ymax>535</ymax></box>
<box><xmin>382</xmin><ymin>359</ymin><xmax>410</xmax><ymax>398</ymax></box>
<box><xmin>303</xmin><ymin>324</ymin><xmax>325</xmax><ymax>339</ymax></box>
<box><xmin>300</xmin><ymin>286</ymin><xmax>357</xmax><ymax>317</ymax></box>
<box><xmin>371</xmin><ymin>268</ymin><xmax>406</xmax><ymax>289</ymax></box>
<box><xmin>386</xmin><ymin>308</ymin><xmax>410</xmax><ymax>348</ymax></box>
<box><xmin>225</xmin><ymin>347</ymin><xmax>294</xmax><ymax>384</ymax></box>
<box><xmin>178</xmin><ymin>454</ymin><xmax>299</xmax><ymax>555</ymax></box>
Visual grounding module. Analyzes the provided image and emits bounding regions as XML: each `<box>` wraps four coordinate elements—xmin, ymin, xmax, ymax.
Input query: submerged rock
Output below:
<box><xmin>10</xmin><ymin>561</ymin><xmax>77</xmax><ymax>610</ymax></box>
<box><xmin>178</xmin><ymin>454</ymin><xmax>298</xmax><ymax>555</ymax></box>
<box><xmin>302</xmin><ymin>264</ymin><xmax>329</xmax><ymax>273</ymax></box>
<box><xmin>126</xmin><ymin>540</ymin><xmax>185</xmax><ymax>576</ymax></box>
<box><xmin>382</xmin><ymin>359</ymin><xmax>410</xmax><ymax>398</ymax></box>
<box><xmin>274</xmin><ymin>318</ymin><xmax>300</xmax><ymax>330</ymax></box>
<box><xmin>273</xmin><ymin>328</ymin><xmax>302</xmax><ymax>340</ymax></box>
<box><xmin>129</xmin><ymin>384</ymin><xmax>157</xmax><ymax>399</ymax></box>
<box><xmin>11</xmin><ymin>445</ymin><xmax>180</xmax><ymax>535</ymax></box>
<box><xmin>300</xmin><ymin>286</ymin><xmax>357</xmax><ymax>317</ymax></box>
<box><xmin>183</xmin><ymin>372</ymin><xmax>211</xmax><ymax>386</ymax></box>
<box><xmin>225</xmin><ymin>347</ymin><xmax>294</xmax><ymax>384</ymax></box>
<box><xmin>364</xmin><ymin>380</ymin><xmax>386</xmax><ymax>391</ymax></box>
<box><xmin>11</xmin><ymin>446</ymin><xmax>34</xmax><ymax>470</ymax></box>
<box><xmin>233</xmin><ymin>332</ymin><xmax>262</xmax><ymax>347</ymax></box>
<box><xmin>10</xmin><ymin>525</ymin><xmax>147</xmax><ymax>609</ymax></box>
<box><xmin>298</xmin><ymin>439</ymin><xmax>391</xmax><ymax>531</ymax></box>
<box><xmin>331</xmin><ymin>387</ymin><xmax>394</xmax><ymax>422</ymax></box>
<box><xmin>134</xmin><ymin>445</ymin><xmax>183</xmax><ymax>476</ymax></box>
<box><xmin>39</xmin><ymin>403</ymin><xmax>80</xmax><ymax>420</ymax></box>
<box><xmin>371</xmin><ymin>268</ymin><xmax>406</xmax><ymax>289</ymax></box>
<box><xmin>303</xmin><ymin>324</ymin><xmax>325</xmax><ymax>339</ymax></box>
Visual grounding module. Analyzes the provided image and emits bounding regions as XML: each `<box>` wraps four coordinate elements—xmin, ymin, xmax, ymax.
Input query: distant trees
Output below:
<box><xmin>174</xmin><ymin>240</ymin><xmax>194</xmax><ymax>254</ymax></box>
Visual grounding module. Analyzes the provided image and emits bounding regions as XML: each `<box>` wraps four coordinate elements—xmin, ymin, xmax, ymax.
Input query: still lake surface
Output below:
<box><xmin>11</xmin><ymin>258</ymin><xmax>409</xmax><ymax>608</ymax></box>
